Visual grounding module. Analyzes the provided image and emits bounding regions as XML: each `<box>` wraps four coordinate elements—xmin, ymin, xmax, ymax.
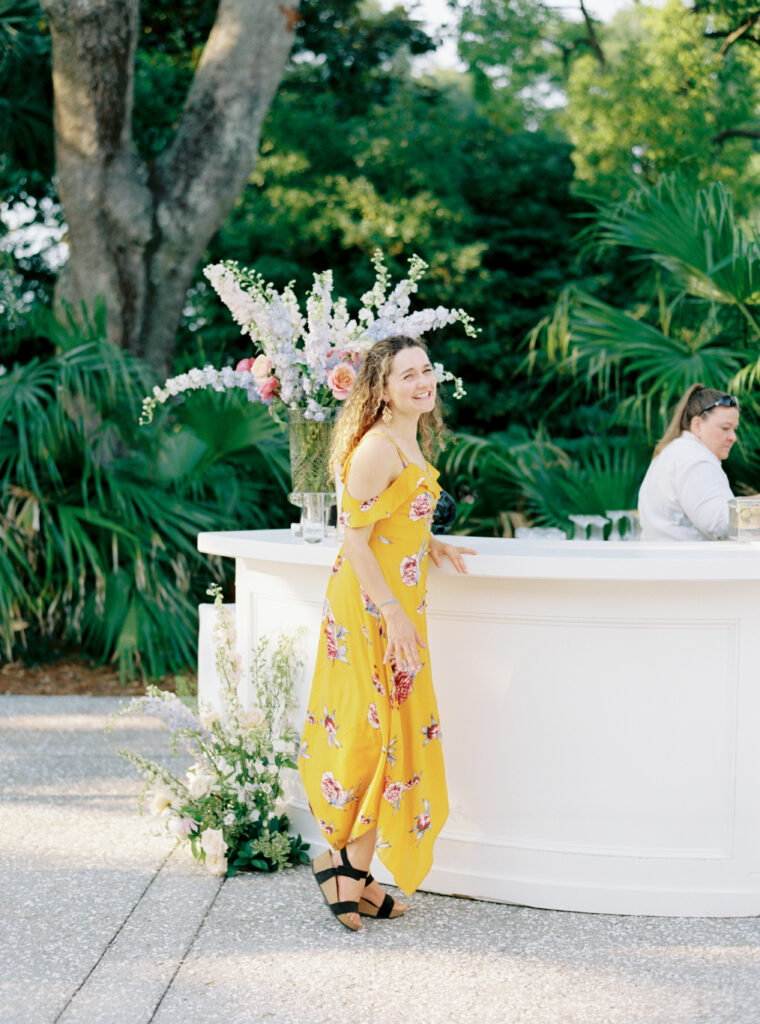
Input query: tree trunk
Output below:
<box><xmin>40</xmin><ymin>0</ymin><xmax>298</xmax><ymax>375</ymax></box>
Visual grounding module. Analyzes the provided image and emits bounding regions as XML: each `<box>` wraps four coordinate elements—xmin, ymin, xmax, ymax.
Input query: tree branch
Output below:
<box><xmin>155</xmin><ymin>0</ymin><xmax>299</xmax><ymax>248</ymax></box>
<box><xmin>578</xmin><ymin>0</ymin><xmax>606</xmax><ymax>69</ymax></box>
<box><xmin>704</xmin><ymin>12</ymin><xmax>760</xmax><ymax>54</ymax></box>
<box><xmin>712</xmin><ymin>127</ymin><xmax>760</xmax><ymax>145</ymax></box>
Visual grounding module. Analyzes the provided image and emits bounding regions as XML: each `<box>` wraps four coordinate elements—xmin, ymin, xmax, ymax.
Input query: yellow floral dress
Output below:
<box><xmin>298</xmin><ymin>437</ymin><xmax>449</xmax><ymax>895</ymax></box>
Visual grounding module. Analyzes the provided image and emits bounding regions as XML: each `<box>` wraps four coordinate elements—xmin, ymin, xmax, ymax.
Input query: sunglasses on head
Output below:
<box><xmin>699</xmin><ymin>395</ymin><xmax>738</xmax><ymax>415</ymax></box>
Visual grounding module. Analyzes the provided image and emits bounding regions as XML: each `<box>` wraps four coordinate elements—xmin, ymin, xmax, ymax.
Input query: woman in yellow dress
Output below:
<box><xmin>298</xmin><ymin>334</ymin><xmax>475</xmax><ymax>931</ymax></box>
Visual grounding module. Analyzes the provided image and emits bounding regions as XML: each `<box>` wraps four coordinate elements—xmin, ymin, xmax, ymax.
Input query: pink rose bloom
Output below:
<box><xmin>324</xmin><ymin>626</ymin><xmax>337</xmax><ymax>662</ymax></box>
<box><xmin>384</xmin><ymin>781</ymin><xmax>404</xmax><ymax>805</ymax></box>
<box><xmin>236</xmin><ymin>357</ymin><xmax>255</xmax><ymax>372</ymax></box>
<box><xmin>360</xmin><ymin>586</ymin><xmax>380</xmax><ymax>617</ymax></box>
<box><xmin>327</xmin><ymin>362</ymin><xmax>356</xmax><ymax>400</ymax></box>
<box><xmin>416</xmin><ymin>813</ymin><xmax>431</xmax><ymax>832</ymax></box>
<box><xmin>410</xmin><ymin>493</ymin><xmax>433</xmax><ymax>522</ymax></box>
<box><xmin>392</xmin><ymin>666</ymin><xmax>414</xmax><ymax>707</ymax></box>
<box><xmin>400</xmin><ymin>554</ymin><xmax>419</xmax><ymax>587</ymax></box>
<box><xmin>251</xmin><ymin>354</ymin><xmax>273</xmax><ymax>381</ymax></box>
<box><xmin>367</xmin><ymin>703</ymin><xmax>380</xmax><ymax>729</ymax></box>
<box><xmin>258</xmin><ymin>375</ymin><xmax>278</xmax><ymax>400</ymax></box>
<box><xmin>321</xmin><ymin>772</ymin><xmax>342</xmax><ymax>805</ymax></box>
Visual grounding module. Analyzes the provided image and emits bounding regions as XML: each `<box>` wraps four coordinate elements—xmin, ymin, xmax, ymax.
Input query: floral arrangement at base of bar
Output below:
<box><xmin>139</xmin><ymin>250</ymin><xmax>475</xmax><ymax>433</ymax></box>
<box><xmin>109</xmin><ymin>585</ymin><xmax>309</xmax><ymax>876</ymax></box>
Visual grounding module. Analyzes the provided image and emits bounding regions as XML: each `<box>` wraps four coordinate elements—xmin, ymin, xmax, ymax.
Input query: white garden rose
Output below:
<box><xmin>148</xmin><ymin>784</ymin><xmax>173</xmax><ymax>816</ymax></box>
<box><xmin>201</xmin><ymin>827</ymin><xmax>228</xmax><ymax>859</ymax></box>
<box><xmin>199</xmin><ymin>705</ymin><xmax>221</xmax><ymax>728</ymax></box>
<box><xmin>238</xmin><ymin>707</ymin><xmax>266</xmax><ymax>730</ymax></box>
<box><xmin>204</xmin><ymin>854</ymin><xmax>228</xmax><ymax>877</ymax></box>
<box><xmin>187</xmin><ymin>768</ymin><xmax>214</xmax><ymax>799</ymax></box>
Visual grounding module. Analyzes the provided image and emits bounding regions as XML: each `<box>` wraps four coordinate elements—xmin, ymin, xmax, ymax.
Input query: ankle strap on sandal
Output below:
<box><xmin>336</xmin><ymin>845</ymin><xmax>369</xmax><ymax>881</ymax></box>
<box><xmin>312</xmin><ymin>845</ymin><xmax>368</xmax><ymax>886</ymax></box>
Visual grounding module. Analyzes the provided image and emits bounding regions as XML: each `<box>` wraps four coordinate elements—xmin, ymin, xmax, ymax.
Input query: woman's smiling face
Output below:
<box><xmin>690</xmin><ymin>406</ymin><xmax>740</xmax><ymax>461</ymax></box>
<box><xmin>383</xmin><ymin>346</ymin><xmax>436</xmax><ymax>417</ymax></box>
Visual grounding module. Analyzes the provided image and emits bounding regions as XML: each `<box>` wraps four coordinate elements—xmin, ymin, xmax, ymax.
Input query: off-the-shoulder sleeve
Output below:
<box><xmin>339</xmin><ymin>470</ymin><xmax>416</xmax><ymax>528</ymax></box>
<box><xmin>338</xmin><ymin>443</ymin><xmax>442</xmax><ymax>529</ymax></box>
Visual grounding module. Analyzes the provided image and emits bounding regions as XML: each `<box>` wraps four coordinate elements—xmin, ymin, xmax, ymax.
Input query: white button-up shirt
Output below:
<box><xmin>637</xmin><ymin>431</ymin><xmax>734</xmax><ymax>541</ymax></box>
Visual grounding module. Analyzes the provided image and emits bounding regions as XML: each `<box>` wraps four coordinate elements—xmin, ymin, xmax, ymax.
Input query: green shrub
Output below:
<box><xmin>441</xmin><ymin>428</ymin><xmax>650</xmax><ymax>535</ymax></box>
<box><xmin>0</xmin><ymin>308</ymin><xmax>289</xmax><ymax>678</ymax></box>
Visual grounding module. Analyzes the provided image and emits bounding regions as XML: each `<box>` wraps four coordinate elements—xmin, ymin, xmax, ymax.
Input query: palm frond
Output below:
<box><xmin>592</xmin><ymin>177</ymin><xmax>760</xmax><ymax>323</ymax></box>
<box><xmin>0</xmin><ymin>326</ymin><xmax>288</xmax><ymax>676</ymax></box>
<box><xmin>532</xmin><ymin>285</ymin><xmax>745</xmax><ymax>436</ymax></box>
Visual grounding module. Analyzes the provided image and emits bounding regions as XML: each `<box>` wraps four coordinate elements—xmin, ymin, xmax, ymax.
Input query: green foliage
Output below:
<box><xmin>528</xmin><ymin>174</ymin><xmax>760</xmax><ymax>506</ymax></box>
<box><xmin>455</xmin><ymin>0</ymin><xmax>591</xmax><ymax>130</ymax></box>
<box><xmin>441</xmin><ymin>428</ymin><xmax>648</xmax><ymax>534</ymax></box>
<box><xmin>17</xmin><ymin>0</ymin><xmax>760</xmax><ymax>541</ymax></box>
<box><xmin>138</xmin><ymin>0</ymin><xmax>217</xmax><ymax>53</ymax></box>
<box><xmin>231</xmin><ymin>817</ymin><xmax>310</xmax><ymax>874</ymax></box>
<box><xmin>564</xmin><ymin>0</ymin><xmax>760</xmax><ymax>206</ymax></box>
<box><xmin>132</xmin><ymin>49</ymin><xmax>195</xmax><ymax>163</ymax></box>
<box><xmin>0</xmin><ymin>0</ymin><xmax>53</xmax><ymax>199</ymax></box>
<box><xmin>502</xmin><ymin>437</ymin><xmax>649</xmax><ymax>528</ymax></box>
<box><xmin>591</xmin><ymin>176</ymin><xmax>760</xmax><ymax>312</ymax></box>
<box><xmin>0</xmin><ymin>1</ymin><xmax>57</xmax><ymax>320</ymax></box>
<box><xmin>0</xmin><ymin>309</ymin><xmax>289</xmax><ymax>676</ymax></box>
<box><xmin>293</xmin><ymin>0</ymin><xmax>437</xmax><ymax>114</ymax></box>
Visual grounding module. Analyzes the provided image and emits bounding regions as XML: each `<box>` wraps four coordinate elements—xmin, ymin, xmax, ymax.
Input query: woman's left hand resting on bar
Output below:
<box><xmin>429</xmin><ymin>536</ymin><xmax>476</xmax><ymax>573</ymax></box>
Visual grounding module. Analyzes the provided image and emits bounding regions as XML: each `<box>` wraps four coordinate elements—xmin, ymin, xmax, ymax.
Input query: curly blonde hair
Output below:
<box><xmin>329</xmin><ymin>335</ymin><xmax>446</xmax><ymax>477</ymax></box>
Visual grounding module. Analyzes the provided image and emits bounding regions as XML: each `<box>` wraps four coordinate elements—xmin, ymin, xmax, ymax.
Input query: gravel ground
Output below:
<box><xmin>2</xmin><ymin>695</ymin><xmax>759</xmax><ymax>1024</ymax></box>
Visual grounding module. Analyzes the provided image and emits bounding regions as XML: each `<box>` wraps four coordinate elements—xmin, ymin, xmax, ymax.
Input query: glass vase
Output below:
<box><xmin>288</xmin><ymin>408</ymin><xmax>335</xmax><ymax>494</ymax></box>
<box><xmin>287</xmin><ymin>408</ymin><xmax>336</xmax><ymax>541</ymax></box>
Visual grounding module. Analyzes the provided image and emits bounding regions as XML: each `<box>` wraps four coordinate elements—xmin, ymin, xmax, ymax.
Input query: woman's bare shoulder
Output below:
<box><xmin>346</xmin><ymin>433</ymin><xmax>402</xmax><ymax>501</ymax></box>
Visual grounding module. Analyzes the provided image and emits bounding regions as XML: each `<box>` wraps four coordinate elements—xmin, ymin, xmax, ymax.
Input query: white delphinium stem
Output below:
<box><xmin>139</xmin><ymin>367</ymin><xmax>259</xmax><ymax>425</ymax></box>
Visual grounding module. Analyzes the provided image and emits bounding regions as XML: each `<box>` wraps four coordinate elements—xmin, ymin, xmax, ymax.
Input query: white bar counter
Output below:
<box><xmin>197</xmin><ymin>530</ymin><xmax>760</xmax><ymax>916</ymax></box>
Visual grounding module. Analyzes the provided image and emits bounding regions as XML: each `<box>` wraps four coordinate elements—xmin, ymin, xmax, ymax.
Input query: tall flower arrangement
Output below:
<box><xmin>140</xmin><ymin>251</ymin><xmax>475</xmax><ymax>425</ymax></box>
<box><xmin>109</xmin><ymin>585</ymin><xmax>309</xmax><ymax>876</ymax></box>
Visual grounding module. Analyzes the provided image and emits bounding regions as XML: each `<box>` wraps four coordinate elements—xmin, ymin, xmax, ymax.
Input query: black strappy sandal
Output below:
<box><xmin>312</xmin><ymin>847</ymin><xmax>368</xmax><ymax>931</ymax></box>
<box><xmin>358</xmin><ymin>873</ymin><xmax>407</xmax><ymax>919</ymax></box>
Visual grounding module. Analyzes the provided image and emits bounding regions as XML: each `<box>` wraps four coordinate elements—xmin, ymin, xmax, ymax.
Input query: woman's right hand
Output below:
<box><xmin>382</xmin><ymin>603</ymin><xmax>426</xmax><ymax>673</ymax></box>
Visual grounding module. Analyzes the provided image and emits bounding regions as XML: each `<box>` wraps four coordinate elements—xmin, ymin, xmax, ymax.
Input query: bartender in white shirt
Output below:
<box><xmin>638</xmin><ymin>384</ymin><xmax>739</xmax><ymax>541</ymax></box>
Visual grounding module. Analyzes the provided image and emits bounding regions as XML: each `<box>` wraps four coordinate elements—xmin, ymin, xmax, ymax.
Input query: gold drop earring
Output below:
<box><xmin>382</xmin><ymin>402</ymin><xmax>393</xmax><ymax>425</ymax></box>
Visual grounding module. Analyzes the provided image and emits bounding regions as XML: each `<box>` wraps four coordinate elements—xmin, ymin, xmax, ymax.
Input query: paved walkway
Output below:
<box><xmin>2</xmin><ymin>695</ymin><xmax>760</xmax><ymax>1024</ymax></box>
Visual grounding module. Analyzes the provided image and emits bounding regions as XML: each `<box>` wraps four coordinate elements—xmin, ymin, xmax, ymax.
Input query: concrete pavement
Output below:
<box><xmin>2</xmin><ymin>695</ymin><xmax>759</xmax><ymax>1024</ymax></box>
